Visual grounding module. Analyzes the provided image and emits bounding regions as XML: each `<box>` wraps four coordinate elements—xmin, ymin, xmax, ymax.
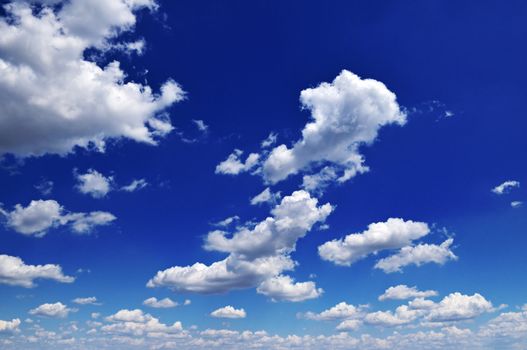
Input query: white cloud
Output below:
<box><xmin>492</xmin><ymin>180</ymin><xmax>520</xmax><ymax>195</ymax></box>
<box><xmin>2</xmin><ymin>199</ymin><xmax>116</xmax><ymax>236</ymax></box>
<box><xmin>121</xmin><ymin>179</ymin><xmax>148</xmax><ymax>192</ymax></box>
<box><xmin>511</xmin><ymin>201</ymin><xmax>523</xmax><ymax>208</ymax></box>
<box><xmin>184</xmin><ymin>299</ymin><xmax>191</xmax><ymax>306</ymax></box>
<box><xmin>302</xmin><ymin>302</ymin><xmax>364</xmax><ymax>321</ymax></box>
<box><xmin>75</xmin><ymin>169</ymin><xmax>112</xmax><ymax>198</ymax></box>
<box><xmin>374</xmin><ymin>239</ymin><xmax>457</xmax><ymax>273</ymax></box>
<box><xmin>336</xmin><ymin>319</ymin><xmax>362</xmax><ymax>331</ymax></box>
<box><xmin>29</xmin><ymin>302</ymin><xmax>74</xmax><ymax>318</ymax></box>
<box><xmin>103</xmin><ymin>309</ymin><xmax>183</xmax><ymax>336</ymax></box>
<box><xmin>250</xmin><ymin>187</ymin><xmax>281</xmax><ymax>206</ymax></box>
<box><xmin>210</xmin><ymin>306</ymin><xmax>246</xmax><ymax>319</ymax></box>
<box><xmin>215</xmin><ymin>149</ymin><xmax>260</xmax><ymax>175</ymax></box>
<box><xmin>318</xmin><ymin>218</ymin><xmax>429</xmax><ymax>266</ymax></box>
<box><xmin>34</xmin><ymin>179</ymin><xmax>54</xmax><ymax>196</ymax></box>
<box><xmin>0</xmin><ymin>319</ymin><xmax>20</xmax><ymax>333</ymax></box>
<box><xmin>379</xmin><ymin>285</ymin><xmax>438</xmax><ymax>301</ymax></box>
<box><xmin>261</xmin><ymin>132</ymin><xmax>278</xmax><ymax>148</ymax></box>
<box><xmin>72</xmin><ymin>297</ymin><xmax>98</xmax><ymax>305</ymax></box>
<box><xmin>148</xmin><ymin>191</ymin><xmax>331</xmax><ymax>296</ymax></box>
<box><xmin>426</xmin><ymin>292</ymin><xmax>494</xmax><ymax>322</ymax></box>
<box><xmin>364</xmin><ymin>305</ymin><xmax>423</xmax><ymax>327</ymax></box>
<box><xmin>143</xmin><ymin>297</ymin><xmax>178</xmax><ymax>309</ymax></box>
<box><xmin>213</xmin><ymin>215</ymin><xmax>240</xmax><ymax>227</ymax></box>
<box><xmin>261</xmin><ymin>70</ymin><xmax>406</xmax><ymax>185</ymax></box>
<box><xmin>192</xmin><ymin>119</ymin><xmax>209</xmax><ymax>132</ymax></box>
<box><xmin>256</xmin><ymin>275</ymin><xmax>323</xmax><ymax>302</ymax></box>
<box><xmin>0</xmin><ymin>254</ymin><xmax>74</xmax><ymax>288</ymax></box>
<box><xmin>0</xmin><ymin>0</ymin><xmax>184</xmax><ymax>157</ymax></box>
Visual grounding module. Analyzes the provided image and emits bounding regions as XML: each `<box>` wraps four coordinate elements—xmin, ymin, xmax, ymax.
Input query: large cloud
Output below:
<box><xmin>1</xmin><ymin>199</ymin><xmax>116</xmax><ymax>236</ymax></box>
<box><xmin>0</xmin><ymin>254</ymin><xmax>74</xmax><ymax>287</ymax></box>
<box><xmin>0</xmin><ymin>0</ymin><xmax>184</xmax><ymax>157</ymax></box>
<box><xmin>148</xmin><ymin>191</ymin><xmax>329</xmax><ymax>298</ymax></box>
<box><xmin>318</xmin><ymin>218</ymin><xmax>429</xmax><ymax>266</ymax></box>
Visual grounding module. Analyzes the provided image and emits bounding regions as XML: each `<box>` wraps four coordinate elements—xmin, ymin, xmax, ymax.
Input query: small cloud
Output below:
<box><xmin>511</xmin><ymin>201</ymin><xmax>523</xmax><ymax>208</ymax></box>
<box><xmin>34</xmin><ymin>179</ymin><xmax>54</xmax><ymax>196</ymax></box>
<box><xmin>121</xmin><ymin>179</ymin><xmax>148</xmax><ymax>192</ymax></box>
<box><xmin>192</xmin><ymin>119</ymin><xmax>209</xmax><ymax>132</ymax></box>
<box><xmin>492</xmin><ymin>180</ymin><xmax>520</xmax><ymax>195</ymax></box>
<box><xmin>213</xmin><ymin>215</ymin><xmax>240</xmax><ymax>227</ymax></box>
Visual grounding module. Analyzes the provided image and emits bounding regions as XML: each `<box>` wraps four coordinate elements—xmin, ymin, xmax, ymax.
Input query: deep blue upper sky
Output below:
<box><xmin>0</xmin><ymin>0</ymin><xmax>526</xmax><ymax>349</ymax></box>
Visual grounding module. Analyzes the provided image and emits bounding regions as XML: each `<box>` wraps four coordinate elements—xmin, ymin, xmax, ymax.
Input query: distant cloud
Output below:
<box><xmin>511</xmin><ymin>201</ymin><xmax>523</xmax><ymax>208</ymax></box>
<box><xmin>492</xmin><ymin>180</ymin><xmax>520</xmax><ymax>195</ymax></box>
<box><xmin>210</xmin><ymin>306</ymin><xmax>246</xmax><ymax>319</ymax></box>
<box><xmin>75</xmin><ymin>169</ymin><xmax>113</xmax><ymax>198</ymax></box>
<box><xmin>0</xmin><ymin>254</ymin><xmax>74</xmax><ymax>288</ymax></box>
<box><xmin>250</xmin><ymin>187</ymin><xmax>281</xmax><ymax>206</ymax></box>
<box><xmin>103</xmin><ymin>309</ymin><xmax>183</xmax><ymax>335</ymax></box>
<box><xmin>261</xmin><ymin>132</ymin><xmax>278</xmax><ymax>148</ymax></box>
<box><xmin>192</xmin><ymin>119</ymin><xmax>209</xmax><ymax>132</ymax></box>
<box><xmin>215</xmin><ymin>149</ymin><xmax>259</xmax><ymax>175</ymax></box>
<box><xmin>121</xmin><ymin>179</ymin><xmax>148</xmax><ymax>192</ymax></box>
<box><xmin>1</xmin><ymin>199</ymin><xmax>115</xmax><ymax>236</ymax></box>
<box><xmin>72</xmin><ymin>297</ymin><xmax>99</xmax><ymax>305</ymax></box>
<box><xmin>143</xmin><ymin>297</ymin><xmax>178</xmax><ymax>309</ymax></box>
<box><xmin>29</xmin><ymin>302</ymin><xmax>75</xmax><ymax>318</ymax></box>
<box><xmin>34</xmin><ymin>179</ymin><xmax>54</xmax><ymax>196</ymax></box>
<box><xmin>378</xmin><ymin>285</ymin><xmax>438</xmax><ymax>301</ymax></box>
<box><xmin>213</xmin><ymin>215</ymin><xmax>240</xmax><ymax>227</ymax></box>
<box><xmin>0</xmin><ymin>318</ymin><xmax>20</xmax><ymax>333</ymax></box>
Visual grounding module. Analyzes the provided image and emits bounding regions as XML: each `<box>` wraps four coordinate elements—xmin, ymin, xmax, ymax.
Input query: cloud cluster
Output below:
<box><xmin>378</xmin><ymin>285</ymin><xmax>438</xmax><ymax>301</ymax></box>
<box><xmin>0</xmin><ymin>0</ymin><xmax>184</xmax><ymax>157</ymax></box>
<box><xmin>215</xmin><ymin>149</ymin><xmax>260</xmax><ymax>175</ymax></box>
<box><xmin>0</xmin><ymin>318</ymin><xmax>21</xmax><ymax>333</ymax></box>
<box><xmin>0</xmin><ymin>254</ymin><xmax>74</xmax><ymax>288</ymax></box>
<box><xmin>148</xmin><ymin>191</ymin><xmax>331</xmax><ymax>301</ymax></box>
<box><xmin>72</xmin><ymin>297</ymin><xmax>99</xmax><ymax>305</ymax></box>
<box><xmin>318</xmin><ymin>218</ymin><xmax>456</xmax><ymax>272</ymax></box>
<box><xmin>143</xmin><ymin>297</ymin><xmax>178</xmax><ymax>309</ymax></box>
<box><xmin>102</xmin><ymin>309</ymin><xmax>183</xmax><ymax>336</ymax></box>
<box><xmin>256</xmin><ymin>275</ymin><xmax>323</xmax><ymax>302</ymax></box>
<box><xmin>1</xmin><ymin>199</ymin><xmax>116</xmax><ymax>236</ymax></box>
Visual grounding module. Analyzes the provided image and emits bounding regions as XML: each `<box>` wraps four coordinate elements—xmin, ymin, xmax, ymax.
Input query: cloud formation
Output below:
<box><xmin>0</xmin><ymin>254</ymin><xmax>74</xmax><ymax>288</ymax></box>
<box><xmin>378</xmin><ymin>285</ymin><xmax>438</xmax><ymax>301</ymax></box>
<box><xmin>210</xmin><ymin>306</ymin><xmax>246</xmax><ymax>319</ymax></box>
<box><xmin>0</xmin><ymin>0</ymin><xmax>184</xmax><ymax>157</ymax></box>
<box><xmin>492</xmin><ymin>180</ymin><xmax>520</xmax><ymax>195</ymax></box>
<box><xmin>29</xmin><ymin>302</ymin><xmax>74</xmax><ymax>318</ymax></box>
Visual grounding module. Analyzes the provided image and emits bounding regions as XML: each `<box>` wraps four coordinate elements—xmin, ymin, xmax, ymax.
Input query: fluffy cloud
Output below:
<box><xmin>148</xmin><ymin>191</ymin><xmax>330</xmax><ymax>297</ymax></box>
<box><xmin>0</xmin><ymin>0</ymin><xmax>184</xmax><ymax>157</ymax></box>
<box><xmin>0</xmin><ymin>254</ymin><xmax>74</xmax><ymax>287</ymax></box>
<box><xmin>336</xmin><ymin>319</ymin><xmax>362</xmax><ymax>331</ymax></box>
<box><xmin>256</xmin><ymin>275</ymin><xmax>323</xmax><ymax>302</ymax></box>
<box><xmin>72</xmin><ymin>297</ymin><xmax>98</xmax><ymax>305</ymax></box>
<box><xmin>318</xmin><ymin>218</ymin><xmax>429</xmax><ymax>266</ymax></box>
<box><xmin>75</xmin><ymin>169</ymin><xmax>113</xmax><ymax>198</ymax></box>
<box><xmin>302</xmin><ymin>302</ymin><xmax>364</xmax><ymax>321</ymax></box>
<box><xmin>215</xmin><ymin>149</ymin><xmax>260</xmax><ymax>175</ymax></box>
<box><xmin>364</xmin><ymin>305</ymin><xmax>424</xmax><ymax>327</ymax></box>
<box><xmin>379</xmin><ymin>285</ymin><xmax>438</xmax><ymax>301</ymax></box>
<box><xmin>2</xmin><ymin>199</ymin><xmax>116</xmax><ymax>236</ymax></box>
<box><xmin>143</xmin><ymin>297</ymin><xmax>178</xmax><ymax>309</ymax></box>
<box><xmin>121</xmin><ymin>179</ymin><xmax>148</xmax><ymax>192</ymax></box>
<box><xmin>261</xmin><ymin>70</ymin><xmax>406</xmax><ymax>185</ymax></box>
<box><xmin>250</xmin><ymin>187</ymin><xmax>281</xmax><ymax>206</ymax></box>
<box><xmin>426</xmin><ymin>293</ymin><xmax>494</xmax><ymax>322</ymax></box>
<box><xmin>491</xmin><ymin>180</ymin><xmax>520</xmax><ymax>195</ymax></box>
<box><xmin>103</xmin><ymin>309</ymin><xmax>183</xmax><ymax>336</ymax></box>
<box><xmin>29</xmin><ymin>302</ymin><xmax>74</xmax><ymax>318</ymax></box>
<box><xmin>210</xmin><ymin>306</ymin><xmax>246</xmax><ymax>319</ymax></box>
<box><xmin>0</xmin><ymin>318</ymin><xmax>20</xmax><ymax>333</ymax></box>
<box><xmin>374</xmin><ymin>239</ymin><xmax>457</xmax><ymax>273</ymax></box>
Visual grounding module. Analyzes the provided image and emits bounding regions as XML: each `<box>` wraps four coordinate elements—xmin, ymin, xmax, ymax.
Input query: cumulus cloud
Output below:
<box><xmin>143</xmin><ymin>297</ymin><xmax>178</xmax><ymax>309</ymax></box>
<box><xmin>0</xmin><ymin>254</ymin><xmax>74</xmax><ymax>287</ymax></box>
<box><xmin>250</xmin><ymin>187</ymin><xmax>281</xmax><ymax>206</ymax></box>
<box><xmin>364</xmin><ymin>305</ymin><xmax>424</xmax><ymax>327</ymax></box>
<box><xmin>374</xmin><ymin>239</ymin><xmax>457</xmax><ymax>273</ymax></box>
<box><xmin>426</xmin><ymin>292</ymin><xmax>494</xmax><ymax>322</ymax></box>
<box><xmin>75</xmin><ymin>169</ymin><xmax>113</xmax><ymax>198</ymax></box>
<box><xmin>103</xmin><ymin>309</ymin><xmax>183</xmax><ymax>336</ymax></box>
<box><xmin>0</xmin><ymin>0</ymin><xmax>185</xmax><ymax>158</ymax></box>
<box><xmin>29</xmin><ymin>302</ymin><xmax>74</xmax><ymax>318</ymax></box>
<box><xmin>318</xmin><ymin>218</ymin><xmax>429</xmax><ymax>266</ymax></box>
<box><xmin>379</xmin><ymin>285</ymin><xmax>438</xmax><ymax>301</ymax></box>
<box><xmin>215</xmin><ymin>149</ymin><xmax>260</xmax><ymax>175</ymax></box>
<box><xmin>210</xmin><ymin>306</ymin><xmax>246</xmax><ymax>319</ymax></box>
<box><xmin>256</xmin><ymin>275</ymin><xmax>323</xmax><ymax>302</ymax></box>
<box><xmin>148</xmin><ymin>191</ymin><xmax>330</xmax><ymax>296</ymax></box>
<box><xmin>301</xmin><ymin>302</ymin><xmax>365</xmax><ymax>321</ymax></box>
<box><xmin>261</xmin><ymin>70</ymin><xmax>406</xmax><ymax>186</ymax></box>
<box><xmin>72</xmin><ymin>297</ymin><xmax>98</xmax><ymax>305</ymax></box>
<box><xmin>0</xmin><ymin>318</ymin><xmax>20</xmax><ymax>333</ymax></box>
<box><xmin>121</xmin><ymin>178</ymin><xmax>148</xmax><ymax>192</ymax></box>
<box><xmin>492</xmin><ymin>180</ymin><xmax>520</xmax><ymax>195</ymax></box>
<box><xmin>1</xmin><ymin>199</ymin><xmax>116</xmax><ymax>236</ymax></box>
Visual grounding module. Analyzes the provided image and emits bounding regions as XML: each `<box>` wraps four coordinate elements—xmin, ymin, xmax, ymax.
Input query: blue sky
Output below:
<box><xmin>0</xmin><ymin>0</ymin><xmax>526</xmax><ymax>349</ymax></box>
